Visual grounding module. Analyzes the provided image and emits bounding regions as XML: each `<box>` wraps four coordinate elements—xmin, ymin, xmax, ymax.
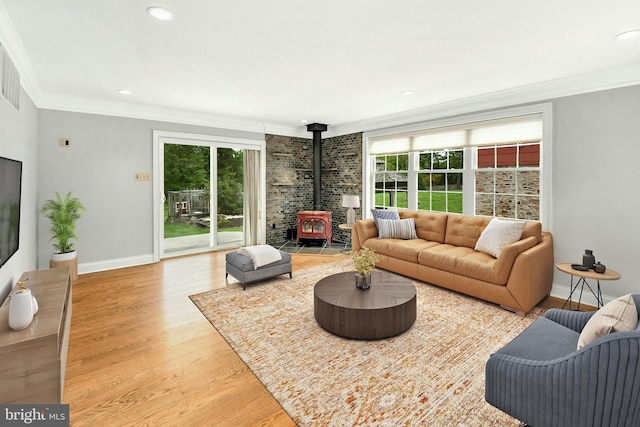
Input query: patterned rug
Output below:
<box><xmin>190</xmin><ymin>259</ymin><xmax>542</xmax><ymax>426</ymax></box>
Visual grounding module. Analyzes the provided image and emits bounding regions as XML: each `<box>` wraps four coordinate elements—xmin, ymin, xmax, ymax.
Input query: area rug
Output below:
<box><xmin>190</xmin><ymin>259</ymin><xmax>542</xmax><ymax>426</ymax></box>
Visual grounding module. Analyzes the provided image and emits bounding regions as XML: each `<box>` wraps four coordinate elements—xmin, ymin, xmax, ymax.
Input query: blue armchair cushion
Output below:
<box><xmin>495</xmin><ymin>316</ymin><xmax>580</xmax><ymax>360</ymax></box>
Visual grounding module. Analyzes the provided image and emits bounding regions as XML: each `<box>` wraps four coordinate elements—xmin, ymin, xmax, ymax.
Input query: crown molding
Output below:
<box><xmin>2</xmin><ymin>2</ymin><xmax>638</xmax><ymax>140</ymax></box>
<box><xmin>39</xmin><ymin>92</ymin><xmax>311</xmax><ymax>137</ymax></box>
<box><xmin>36</xmin><ymin>92</ymin><xmax>306</xmax><ymax>136</ymax></box>
<box><xmin>326</xmin><ymin>64</ymin><xmax>640</xmax><ymax>138</ymax></box>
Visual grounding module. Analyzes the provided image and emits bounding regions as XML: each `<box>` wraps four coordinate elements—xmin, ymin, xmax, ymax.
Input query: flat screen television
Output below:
<box><xmin>0</xmin><ymin>156</ymin><xmax>22</xmax><ymax>267</ymax></box>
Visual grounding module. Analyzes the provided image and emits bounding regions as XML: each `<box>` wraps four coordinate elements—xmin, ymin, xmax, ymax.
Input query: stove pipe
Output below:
<box><xmin>306</xmin><ymin>123</ymin><xmax>328</xmax><ymax>211</ymax></box>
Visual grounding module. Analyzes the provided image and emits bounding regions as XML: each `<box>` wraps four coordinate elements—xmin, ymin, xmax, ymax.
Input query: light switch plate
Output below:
<box><xmin>135</xmin><ymin>172</ymin><xmax>152</xmax><ymax>181</ymax></box>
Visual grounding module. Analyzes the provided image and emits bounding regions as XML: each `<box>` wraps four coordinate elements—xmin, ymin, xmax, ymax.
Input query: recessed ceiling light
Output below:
<box><xmin>147</xmin><ymin>6</ymin><xmax>174</xmax><ymax>21</ymax></box>
<box><xmin>402</xmin><ymin>90</ymin><xmax>415</xmax><ymax>96</ymax></box>
<box><xmin>117</xmin><ymin>89</ymin><xmax>132</xmax><ymax>95</ymax></box>
<box><xmin>615</xmin><ymin>29</ymin><xmax>640</xmax><ymax>40</ymax></box>
<box><xmin>300</xmin><ymin>119</ymin><xmax>308</xmax><ymax>124</ymax></box>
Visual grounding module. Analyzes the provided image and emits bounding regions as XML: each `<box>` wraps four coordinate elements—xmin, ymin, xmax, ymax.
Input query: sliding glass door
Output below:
<box><xmin>162</xmin><ymin>143</ymin><xmax>243</xmax><ymax>257</ymax></box>
<box><xmin>215</xmin><ymin>148</ymin><xmax>244</xmax><ymax>249</ymax></box>
<box><xmin>152</xmin><ymin>130</ymin><xmax>266</xmax><ymax>262</ymax></box>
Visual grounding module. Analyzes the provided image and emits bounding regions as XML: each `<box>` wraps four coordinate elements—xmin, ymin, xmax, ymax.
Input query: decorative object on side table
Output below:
<box><xmin>351</xmin><ymin>247</ymin><xmax>381</xmax><ymax>290</ymax></box>
<box><xmin>579</xmin><ymin>249</ymin><xmax>606</xmax><ymax>273</ymax></box>
<box><xmin>40</xmin><ymin>191</ymin><xmax>86</xmax><ymax>281</ymax></box>
<box><xmin>583</xmin><ymin>249</ymin><xmax>596</xmax><ymax>268</ymax></box>
<box><xmin>342</xmin><ymin>194</ymin><xmax>360</xmax><ymax>225</ymax></box>
<box><xmin>593</xmin><ymin>262</ymin><xmax>607</xmax><ymax>273</ymax></box>
<box><xmin>8</xmin><ymin>278</ymin><xmax>38</xmax><ymax>330</ymax></box>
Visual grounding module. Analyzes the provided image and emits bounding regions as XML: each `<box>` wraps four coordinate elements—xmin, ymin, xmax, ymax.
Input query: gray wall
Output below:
<box><xmin>0</xmin><ymin>88</ymin><xmax>38</xmax><ymax>301</ymax></box>
<box><xmin>36</xmin><ymin>110</ymin><xmax>263</xmax><ymax>272</ymax></box>
<box><xmin>550</xmin><ymin>85</ymin><xmax>640</xmax><ymax>303</ymax></box>
<box><xmin>7</xmin><ymin>84</ymin><xmax>640</xmax><ymax>306</ymax></box>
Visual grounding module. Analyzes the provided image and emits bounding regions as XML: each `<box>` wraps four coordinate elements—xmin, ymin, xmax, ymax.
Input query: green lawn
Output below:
<box><xmin>376</xmin><ymin>191</ymin><xmax>462</xmax><ymax>213</ymax></box>
<box><xmin>164</xmin><ymin>223</ymin><xmax>243</xmax><ymax>238</ymax></box>
<box><xmin>163</xmin><ymin>203</ymin><xmax>243</xmax><ymax>238</ymax></box>
<box><xmin>164</xmin><ymin>222</ymin><xmax>208</xmax><ymax>238</ymax></box>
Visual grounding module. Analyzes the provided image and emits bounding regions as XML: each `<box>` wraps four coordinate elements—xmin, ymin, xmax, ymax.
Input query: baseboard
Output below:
<box><xmin>79</xmin><ymin>254</ymin><xmax>156</xmax><ymax>275</ymax></box>
<box><xmin>549</xmin><ymin>282</ymin><xmax>612</xmax><ymax>309</ymax></box>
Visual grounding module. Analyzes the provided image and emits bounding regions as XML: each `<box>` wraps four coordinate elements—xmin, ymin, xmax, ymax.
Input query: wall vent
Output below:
<box><xmin>0</xmin><ymin>42</ymin><xmax>20</xmax><ymax>111</ymax></box>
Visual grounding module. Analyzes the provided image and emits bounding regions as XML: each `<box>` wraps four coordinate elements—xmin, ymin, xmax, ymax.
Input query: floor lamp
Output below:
<box><xmin>342</xmin><ymin>195</ymin><xmax>360</xmax><ymax>225</ymax></box>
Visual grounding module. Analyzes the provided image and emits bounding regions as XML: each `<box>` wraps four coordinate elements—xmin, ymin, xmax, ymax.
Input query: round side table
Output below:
<box><xmin>338</xmin><ymin>223</ymin><xmax>353</xmax><ymax>252</ymax></box>
<box><xmin>556</xmin><ymin>263</ymin><xmax>621</xmax><ymax>310</ymax></box>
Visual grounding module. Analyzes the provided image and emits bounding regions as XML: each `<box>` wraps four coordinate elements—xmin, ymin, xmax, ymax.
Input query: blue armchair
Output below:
<box><xmin>485</xmin><ymin>295</ymin><xmax>640</xmax><ymax>427</ymax></box>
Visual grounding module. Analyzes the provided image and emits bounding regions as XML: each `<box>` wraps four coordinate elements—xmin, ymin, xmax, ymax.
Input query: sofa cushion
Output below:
<box><xmin>577</xmin><ymin>293</ymin><xmax>639</xmax><ymax>349</ymax></box>
<box><xmin>365</xmin><ymin>238</ymin><xmax>439</xmax><ymax>263</ymax></box>
<box><xmin>418</xmin><ymin>244</ymin><xmax>469</xmax><ymax>273</ymax></box>
<box><xmin>474</xmin><ymin>218</ymin><xmax>526</xmax><ymax>258</ymax></box>
<box><xmin>444</xmin><ymin>214</ymin><xmax>491</xmax><ymax>248</ymax></box>
<box><xmin>418</xmin><ymin>236</ymin><xmax>537</xmax><ymax>285</ymax></box>
<box><xmin>377</xmin><ymin>218</ymin><xmax>418</xmax><ymax>240</ymax></box>
<box><xmin>496</xmin><ymin>317</ymin><xmax>580</xmax><ymax>361</ymax></box>
<box><xmin>400</xmin><ymin>210</ymin><xmax>448</xmax><ymax>243</ymax></box>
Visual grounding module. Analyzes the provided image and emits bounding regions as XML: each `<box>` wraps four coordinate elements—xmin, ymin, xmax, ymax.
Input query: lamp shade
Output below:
<box><xmin>342</xmin><ymin>195</ymin><xmax>360</xmax><ymax>208</ymax></box>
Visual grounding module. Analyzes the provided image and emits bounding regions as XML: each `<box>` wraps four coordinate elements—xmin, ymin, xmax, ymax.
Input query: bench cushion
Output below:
<box><xmin>226</xmin><ymin>249</ymin><xmax>291</xmax><ymax>272</ymax></box>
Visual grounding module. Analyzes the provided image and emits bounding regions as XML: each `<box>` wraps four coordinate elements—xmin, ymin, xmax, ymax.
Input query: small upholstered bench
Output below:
<box><xmin>225</xmin><ymin>249</ymin><xmax>292</xmax><ymax>290</ymax></box>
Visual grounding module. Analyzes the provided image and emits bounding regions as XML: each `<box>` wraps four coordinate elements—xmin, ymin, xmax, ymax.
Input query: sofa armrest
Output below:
<box><xmin>504</xmin><ymin>232</ymin><xmax>554</xmax><ymax>313</ymax></box>
<box><xmin>494</xmin><ymin>235</ymin><xmax>538</xmax><ymax>267</ymax></box>
<box><xmin>351</xmin><ymin>219</ymin><xmax>377</xmax><ymax>252</ymax></box>
<box><xmin>544</xmin><ymin>308</ymin><xmax>595</xmax><ymax>333</ymax></box>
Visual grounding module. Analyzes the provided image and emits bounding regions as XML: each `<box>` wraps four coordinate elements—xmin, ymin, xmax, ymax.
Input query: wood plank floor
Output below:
<box><xmin>64</xmin><ymin>251</ymin><xmax>590</xmax><ymax>426</ymax></box>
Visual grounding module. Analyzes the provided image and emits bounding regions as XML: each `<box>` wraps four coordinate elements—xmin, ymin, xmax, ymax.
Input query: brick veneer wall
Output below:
<box><xmin>265</xmin><ymin>132</ymin><xmax>363</xmax><ymax>245</ymax></box>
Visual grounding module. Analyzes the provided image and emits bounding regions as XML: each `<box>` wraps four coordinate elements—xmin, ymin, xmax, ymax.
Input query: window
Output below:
<box><xmin>364</xmin><ymin>106</ymin><xmax>551</xmax><ymax>224</ymax></box>
<box><xmin>417</xmin><ymin>149</ymin><xmax>463</xmax><ymax>213</ymax></box>
<box><xmin>375</xmin><ymin>153</ymin><xmax>408</xmax><ymax>208</ymax></box>
<box><xmin>475</xmin><ymin>143</ymin><xmax>540</xmax><ymax>219</ymax></box>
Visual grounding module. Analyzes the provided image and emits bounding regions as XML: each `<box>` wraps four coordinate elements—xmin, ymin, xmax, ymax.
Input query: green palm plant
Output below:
<box><xmin>40</xmin><ymin>191</ymin><xmax>86</xmax><ymax>254</ymax></box>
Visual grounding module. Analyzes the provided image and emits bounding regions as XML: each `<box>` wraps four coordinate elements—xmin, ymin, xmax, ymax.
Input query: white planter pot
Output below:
<box><xmin>51</xmin><ymin>251</ymin><xmax>77</xmax><ymax>262</ymax></box>
<box><xmin>50</xmin><ymin>251</ymin><xmax>79</xmax><ymax>280</ymax></box>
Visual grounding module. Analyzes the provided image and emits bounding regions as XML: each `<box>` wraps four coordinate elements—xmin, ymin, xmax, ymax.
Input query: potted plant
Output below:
<box><xmin>40</xmin><ymin>191</ymin><xmax>85</xmax><ymax>280</ymax></box>
<box><xmin>351</xmin><ymin>247</ymin><xmax>381</xmax><ymax>290</ymax></box>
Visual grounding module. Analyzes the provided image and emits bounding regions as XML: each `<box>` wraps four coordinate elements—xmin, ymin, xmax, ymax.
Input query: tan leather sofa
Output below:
<box><xmin>351</xmin><ymin>210</ymin><xmax>554</xmax><ymax>315</ymax></box>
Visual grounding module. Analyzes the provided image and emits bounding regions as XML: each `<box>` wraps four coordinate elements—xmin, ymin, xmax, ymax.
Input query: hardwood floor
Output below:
<box><xmin>64</xmin><ymin>251</ymin><xmax>590</xmax><ymax>426</ymax></box>
<box><xmin>64</xmin><ymin>250</ymin><xmax>332</xmax><ymax>426</ymax></box>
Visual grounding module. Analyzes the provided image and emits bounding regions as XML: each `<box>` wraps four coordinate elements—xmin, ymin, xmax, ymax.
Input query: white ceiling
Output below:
<box><xmin>1</xmin><ymin>0</ymin><xmax>639</xmax><ymax>137</ymax></box>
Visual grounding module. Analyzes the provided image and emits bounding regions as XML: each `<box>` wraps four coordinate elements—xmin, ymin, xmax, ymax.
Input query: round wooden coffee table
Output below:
<box><xmin>313</xmin><ymin>270</ymin><xmax>417</xmax><ymax>340</ymax></box>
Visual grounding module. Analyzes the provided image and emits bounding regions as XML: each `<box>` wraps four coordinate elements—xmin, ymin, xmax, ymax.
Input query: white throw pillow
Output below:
<box><xmin>474</xmin><ymin>218</ymin><xmax>526</xmax><ymax>258</ymax></box>
<box><xmin>577</xmin><ymin>294</ymin><xmax>638</xmax><ymax>349</ymax></box>
<box><xmin>377</xmin><ymin>218</ymin><xmax>418</xmax><ymax>240</ymax></box>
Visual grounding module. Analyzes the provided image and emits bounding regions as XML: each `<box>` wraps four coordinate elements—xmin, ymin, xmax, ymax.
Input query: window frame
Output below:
<box><xmin>362</xmin><ymin>103</ymin><xmax>553</xmax><ymax>228</ymax></box>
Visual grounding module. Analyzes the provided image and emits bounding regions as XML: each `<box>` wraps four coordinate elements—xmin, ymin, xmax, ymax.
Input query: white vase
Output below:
<box><xmin>8</xmin><ymin>288</ymin><xmax>34</xmax><ymax>330</ymax></box>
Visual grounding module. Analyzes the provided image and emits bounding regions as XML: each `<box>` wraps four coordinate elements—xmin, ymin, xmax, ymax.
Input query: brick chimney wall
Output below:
<box><xmin>265</xmin><ymin>132</ymin><xmax>363</xmax><ymax>245</ymax></box>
